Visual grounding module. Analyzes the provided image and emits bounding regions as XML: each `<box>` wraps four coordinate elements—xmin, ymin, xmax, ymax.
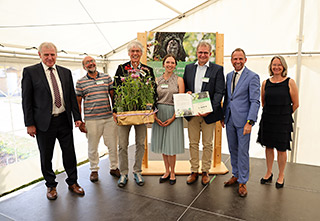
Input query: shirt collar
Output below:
<box><xmin>87</xmin><ymin>71</ymin><xmax>100</xmax><ymax>80</ymax></box>
<box><xmin>234</xmin><ymin>66</ymin><xmax>245</xmax><ymax>75</ymax></box>
<box><xmin>195</xmin><ymin>60</ymin><xmax>210</xmax><ymax>67</ymax></box>
<box><xmin>41</xmin><ymin>62</ymin><xmax>57</xmax><ymax>71</ymax></box>
<box><xmin>130</xmin><ymin>62</ymin><xmax>141</xmax><ymax>69</ymax></box>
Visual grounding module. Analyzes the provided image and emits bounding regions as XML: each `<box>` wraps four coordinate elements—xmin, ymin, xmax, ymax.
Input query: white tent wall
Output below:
<box><xmin>1</xmin><ymin>0</ymin><xmax>319</xmax><ymax>195</ymax></box>
<box><xmin>106</xmin><ymin>0</ymin><xmax>320</xmax><ymax>166</ymax></box>
<box><xmin>0</xmin><ymin>56</ymin><xmax>106</xmax><ymax>195</ymax></box>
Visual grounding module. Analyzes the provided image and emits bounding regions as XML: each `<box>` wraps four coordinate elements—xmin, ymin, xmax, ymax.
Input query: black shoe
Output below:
<box><xmin>169</xmin><ymin>179</ymin><xmax>176</xmax><ymax>185</ymax></box>
<box><xmin>159</xmin><ymin>174</ymin><xmax>170</xmax><ymax>183</ymax></box>
<box><xmin>260</xmin><ymin>173</ymin><xmax>273</xmax><ymax>184</ymax></box>
<box><xmin>276</xmin><ymin>179</ymin><xmax>284</xmax><ymax>189</ymax></box>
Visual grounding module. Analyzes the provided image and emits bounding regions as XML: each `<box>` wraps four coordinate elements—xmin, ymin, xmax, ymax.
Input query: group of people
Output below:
<box><xmin>21</xmin><ymin>40</ymin><xmax>299</xmax><ymax>200</ymax></box>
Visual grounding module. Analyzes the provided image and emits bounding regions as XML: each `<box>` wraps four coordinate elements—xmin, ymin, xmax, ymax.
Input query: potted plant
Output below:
<box><xmin>114</xmin><ymin>65</ymin><xmax>156</xmax><ymax>125</ymax></box>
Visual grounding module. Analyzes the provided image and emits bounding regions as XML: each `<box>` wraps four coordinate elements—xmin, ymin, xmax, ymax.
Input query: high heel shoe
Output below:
<box><xmin>260</xmin><ymin>173</ymin><xmax>273</xmax><ymax>184</ymax></box>
<box><xmin>159</xmin><ymin>174</ymin><xmax>170</xmax><ymax>183</ymax></box>
<box><xmin>276</xmin><ymin>179</ymin><xmax>284</xmax><ymax>189</ymax></box>
<box><xmin>169</xmin><ymin>179</ymin><xmax>176</xmax><ymax>185</ymax></box>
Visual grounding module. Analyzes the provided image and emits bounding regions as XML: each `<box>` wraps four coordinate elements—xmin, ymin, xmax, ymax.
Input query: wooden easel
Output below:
<box><xmin>138</xmin><ymin>32</ymin><xmax>228</xmax><ymax>175</ymax></box>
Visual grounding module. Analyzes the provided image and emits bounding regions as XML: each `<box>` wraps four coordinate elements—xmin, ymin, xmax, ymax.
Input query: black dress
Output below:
<box><xmin>257</xmin><ymin>78</ymin><xmax>293</xmax><ymax>151</ymax></box>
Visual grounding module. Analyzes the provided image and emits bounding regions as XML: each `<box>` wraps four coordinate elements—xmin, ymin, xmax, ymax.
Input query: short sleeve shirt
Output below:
<box><xmin>76</xmin><ymin>72</ymin><xmax>113</xmax><ymax>120</ymax></box>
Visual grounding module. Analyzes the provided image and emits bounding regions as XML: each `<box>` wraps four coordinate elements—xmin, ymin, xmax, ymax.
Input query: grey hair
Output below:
<box><xmin>127</xmin><ymin>40</ymin><xmax>143</xmax><ymax>52</ymax></box>
<box><xmin>38</xmin><ymin>42</ymin><xmax>57</xmax><ymax>53</ymax></box>
<box><xmin>196</xmin><ymin>41</ymin><xmax>212</xmax><ymax>52</ymax></box>
<box><xmin>269</xmin><ymin>55</ymin><xmax>288</xmax><ymax>77</ymax></box>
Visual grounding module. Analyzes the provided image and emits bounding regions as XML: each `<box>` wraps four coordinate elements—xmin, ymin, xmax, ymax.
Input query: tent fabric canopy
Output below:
<box><xmin>0</xmin><ymin>0</ymin><xmax>207</xmax><ymax>56</ymax></box>
<box><xmin>0</xmin><ymin>0</ymin><xmax>319</xmax><ymax>195</ymax></box>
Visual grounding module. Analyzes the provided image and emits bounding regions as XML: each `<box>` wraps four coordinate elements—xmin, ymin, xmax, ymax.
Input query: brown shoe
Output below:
<box><xmin>68</xmin><ymin>184</ymin><xmax>85</xmax><ymax>196</ymax></box>
<box><xmin>47</xmin><ymin>187</ymin><xmax>57</xmax><ymax>200</ymax></box>
<box><xmin>201</xmin><ymin>172</ymin><xmax>210</xmax><ymax>185</ymax></box>
<box><xmin>186</xmin><ymin>172</ymin><xmax>199</xmax><ymax>184</ymax></box>
<box><xmin>224</xmin><ymin>176</ymin><xmax>238</xmax><ymax>187</ymax></box>
<box><xmin>238</xmin><ymin>184</ymin><xmax>248</xmax><ymax>197</ymax></box>
<box><xmin>90</xmin><ymin>171</ymin><xmax>99</xmax><ymax>182</ymax></box>
<box><xmin>110</xmin><ymin>168</ymin><xmax>121</xmax><ymax>178</ymax></box>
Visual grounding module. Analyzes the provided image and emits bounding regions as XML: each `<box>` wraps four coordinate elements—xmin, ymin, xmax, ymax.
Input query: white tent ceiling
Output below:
<box><xmin>0</xmin><ymin>0</ymin><xmax>207</xmax><ymax>56</ymax></box>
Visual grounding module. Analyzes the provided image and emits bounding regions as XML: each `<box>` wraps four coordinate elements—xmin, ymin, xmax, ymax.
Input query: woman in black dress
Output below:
<box><xmin>257</xmin><ymin>56</ymin><xmax>299</xmax><ymax>188</ymax></box>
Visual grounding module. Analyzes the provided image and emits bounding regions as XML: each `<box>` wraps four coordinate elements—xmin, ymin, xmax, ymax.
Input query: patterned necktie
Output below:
<box><xmin>232</xmin><ymin>72</ymin><xmax>238</xmax><ymax>94</ymax></box>
<box><xmin>49</xmin><ymin>67</ymin><xmax>62</xmax><ymax>108</ymax></box>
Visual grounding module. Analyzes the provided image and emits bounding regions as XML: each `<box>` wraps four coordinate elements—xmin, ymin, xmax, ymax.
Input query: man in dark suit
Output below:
<box><xmin>22</xmin><ymin>42</ymin><xmax>85</xmax><ymax>200</ymax></box>
<box><xmin>222</xmin><ymin>48</ymin><xmax>260</xmax><ymax>197</ymax></box>
<box><xmin>183</xmin><ymin>41</ymin><xmax>225</xmax><ymax>185</ymax></box>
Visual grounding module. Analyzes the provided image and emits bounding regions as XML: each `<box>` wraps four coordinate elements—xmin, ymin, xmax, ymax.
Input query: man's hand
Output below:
<box><xmin>243</xmin><ymin>122</ymin><xmax>252</xmax><ymax>135</ymax></box>
<box><xmin>112</xmin><ymin>113</ymin><xmax>117</xmax><ymax>123</ymax></box>
<box><xmin>27</xmin><ymin>125</ymin><xmax>36</xmax><ymax>137</ymax></box>
<box><xmin>75</xmin><ymin>120</ymin><xmax>82</xmax><ymax>127</ymax></box>
<box><xmin>221</xmin><ymin>119</ymin><xmax>225</xmax><ymax>128</ymax></box>
<box><xmin>79</xmin><ymin>122</ymin><xmax>87</xmax><ymax>133</ymax></box>
<box><xmin>197</xmin><ymin>112</ymin><xmax>210</xmax><ymax>117</ymax></box>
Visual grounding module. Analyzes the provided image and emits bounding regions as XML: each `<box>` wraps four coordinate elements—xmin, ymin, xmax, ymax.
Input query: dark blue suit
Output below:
<box><xmin>183</xmin><ymin>62</ymin><xmax>225</xmax><ymax>123</ymax></box>
<box><xmin>223</xmin><ymin>67</ymin><xmax>260</xmax><ymax>184</ymax></box>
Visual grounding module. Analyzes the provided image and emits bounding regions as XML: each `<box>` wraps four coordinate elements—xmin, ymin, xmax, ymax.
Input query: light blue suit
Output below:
<box><xmin>223</xmin><ymin>67</ymin><xmax>260</xmax><ymax>184</ymax></box>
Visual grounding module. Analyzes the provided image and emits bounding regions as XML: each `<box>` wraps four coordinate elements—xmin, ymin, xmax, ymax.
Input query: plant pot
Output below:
<box><xmin>116</xmin><ymin>110</ymin><xmax>154</xmax><ymax>126</ymax></box>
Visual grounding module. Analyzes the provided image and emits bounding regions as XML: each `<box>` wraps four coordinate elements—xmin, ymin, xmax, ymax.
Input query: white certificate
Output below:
<box><xmin>173</xmin><ymin>91</ymin><xmax>213</xmax><ymax>117</ymax></box>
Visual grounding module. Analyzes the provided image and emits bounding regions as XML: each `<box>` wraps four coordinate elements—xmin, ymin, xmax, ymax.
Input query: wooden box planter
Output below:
<box><xmin>116</xmin><ymin>110</ymin><xmax>155</xmax><ymax>126</ymax></box>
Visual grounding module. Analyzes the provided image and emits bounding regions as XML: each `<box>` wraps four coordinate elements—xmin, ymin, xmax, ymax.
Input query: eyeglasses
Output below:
<box><xmin>84</xmin><ymin>59</ymin><xmax>95</xmax><ymax>65</ymax></box>
<box><xmin>130</xmin><ymin>49</ymin><xmax>142</xmax><ymax>53</ymax></box>
<box><xmin>197</xmin><ymin>51</ymin><xmax>210</xmax><ymax>55</ymax></box>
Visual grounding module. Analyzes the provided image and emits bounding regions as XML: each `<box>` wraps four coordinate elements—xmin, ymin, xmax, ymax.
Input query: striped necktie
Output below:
<box><xmin>49</xmin><ymin>67</ymin><xmax>62</xmax><ymax>108</ymax></box>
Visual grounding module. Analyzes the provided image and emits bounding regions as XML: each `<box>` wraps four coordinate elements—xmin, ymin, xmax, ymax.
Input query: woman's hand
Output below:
<box><xmin>162</xmin><ymin>115</ymin><xmax>175</xmax><ymax>127</ymax></box>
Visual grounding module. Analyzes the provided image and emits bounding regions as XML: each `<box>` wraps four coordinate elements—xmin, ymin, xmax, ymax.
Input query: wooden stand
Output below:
<box><xmin>138</xmin><ymin>32</ymin><xmax>228</xmax><ymax>175</ymax></box>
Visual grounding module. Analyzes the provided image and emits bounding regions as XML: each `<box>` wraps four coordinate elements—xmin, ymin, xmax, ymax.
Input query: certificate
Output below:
<box><xmin>173</xmin><ymin>91</ymin><xmax>213</xmax><ymax>117</ymax></box>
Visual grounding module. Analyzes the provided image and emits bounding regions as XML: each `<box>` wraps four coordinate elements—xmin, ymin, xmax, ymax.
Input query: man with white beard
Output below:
<box><xmin>76</xmin><ymin>56</ymin><xmax>119</xmax><ymax>182</ymax></box>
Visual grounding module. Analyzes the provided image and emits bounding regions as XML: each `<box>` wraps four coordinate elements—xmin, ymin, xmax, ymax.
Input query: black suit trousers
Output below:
<box><xmin>36</xmin><ymin>112</ymin><xmax>78</xmax><ymax>187</ymax></box>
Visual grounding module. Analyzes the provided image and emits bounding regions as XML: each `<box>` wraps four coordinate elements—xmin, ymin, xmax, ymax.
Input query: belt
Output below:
<box><xmin>52</xmin><ymin>112</ymin><xmax>65</xmax><ymax>117</ymax></box>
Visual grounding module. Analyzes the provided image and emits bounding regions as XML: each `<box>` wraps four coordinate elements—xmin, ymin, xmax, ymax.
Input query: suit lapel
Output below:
<box><xmin>201</xmin><ymin>63</ymin><xmax>212</xmax><ymax>92</ymax></box>
<box><xmin>233</xmin><ymin>67</ymin><xmax>248</xmax><ymax>95</ymax></box>
<box><xmin>56</xmin><ymin>66</ymin><xmax>66</xmax><ymax>100</ymax></box>
<box><xmin>190</xmin><ymin>64</ymin><xmax>197</xmax><ymax>92</ymax></box>
<box><xmin>37</xmin><ymin>63</ymin><xmax>51</xmax><ymax>94</ymax></box>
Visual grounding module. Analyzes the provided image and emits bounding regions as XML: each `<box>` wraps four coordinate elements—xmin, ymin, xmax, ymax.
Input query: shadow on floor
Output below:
<box><xmin>1</xmin><ymin>146</ymin><xmax>320</xmax><ymax>221</ymax></box>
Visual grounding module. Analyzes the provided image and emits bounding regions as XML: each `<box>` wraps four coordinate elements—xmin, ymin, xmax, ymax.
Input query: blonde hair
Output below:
<box><xmin>269</xmin><ymin>55</ymin><xmax>288</xmax><ymax>77</ymax></box>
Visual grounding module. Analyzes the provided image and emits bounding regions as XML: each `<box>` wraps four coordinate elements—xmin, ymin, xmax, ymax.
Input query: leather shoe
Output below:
<box><xmin>260</xmin><ymin>173</ymin><xmax>273</xmax><ymax>184</ymax></box>
<box><xmin>68</xmin><ymin>184</ymin><xmax>85</xmax><ymax>196</ymax></box>
<box><xmin>90</xmin><ymin>171</ymin><xmax>99</xmax><ymax>182</ymax></box>
<box><xmin>201</xmin><ymin>172</ymin><xmax>210</xmax><ymax>185</ymax></box>
<box><xmin>186</xmin><ymin>172</ymin><xmax>198</xmax><ymax>184</ymax></box>
<box><xmin>224</xmin><ymin>176</ymin><xmax>238</xmax><ymax>187</ymax></box>
<box><xmin>110</xmin><ymin>168</ymin><xmax>121</xmax><ymax>178</ymax></box>
<box><xmin>238</xmin><ymin>183</ymin><xmax>247</xmax><ymax>197</ymax></box>
<box><xmin>47</xmin><ymin>187</ymin><xmax>57</xmax><ymax>200</ymax></box>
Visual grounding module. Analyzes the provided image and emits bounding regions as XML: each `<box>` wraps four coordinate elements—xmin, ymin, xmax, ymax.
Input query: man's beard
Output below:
<box><xmin>87</xmin><ymin>67</ymin><xmax>96</xmax><ymax>73</ymax></box>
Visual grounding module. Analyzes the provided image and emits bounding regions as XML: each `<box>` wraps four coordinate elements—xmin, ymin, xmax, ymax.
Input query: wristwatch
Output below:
<box><xmin>247</xmin><ymin>120</ymin><xmax>254</xmax><ymax>125</ymax></box>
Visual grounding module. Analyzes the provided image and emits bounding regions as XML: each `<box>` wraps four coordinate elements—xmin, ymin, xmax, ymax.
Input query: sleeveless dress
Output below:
<box><xmin>150</xmin><ymin>74</ymin><xmax>185</xmax><ymax>155</ymax></box>
<box><xmin>257</xmin><ymin>78</ymin><xmax>293</xmax><ymax>151</ymax></box>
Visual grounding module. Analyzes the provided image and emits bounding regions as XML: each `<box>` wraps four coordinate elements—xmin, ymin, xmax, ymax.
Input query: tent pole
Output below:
<box><xmin>290</xmin><ymin>0</ymin><xmax>305</xmax><ymax>163</ymax></box>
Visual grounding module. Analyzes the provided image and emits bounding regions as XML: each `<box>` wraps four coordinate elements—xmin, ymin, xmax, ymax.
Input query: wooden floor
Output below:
<box><xmin>1</xmin><ymin>147</ymin><xmax>320</xmax><ymax>221</ymax></box>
